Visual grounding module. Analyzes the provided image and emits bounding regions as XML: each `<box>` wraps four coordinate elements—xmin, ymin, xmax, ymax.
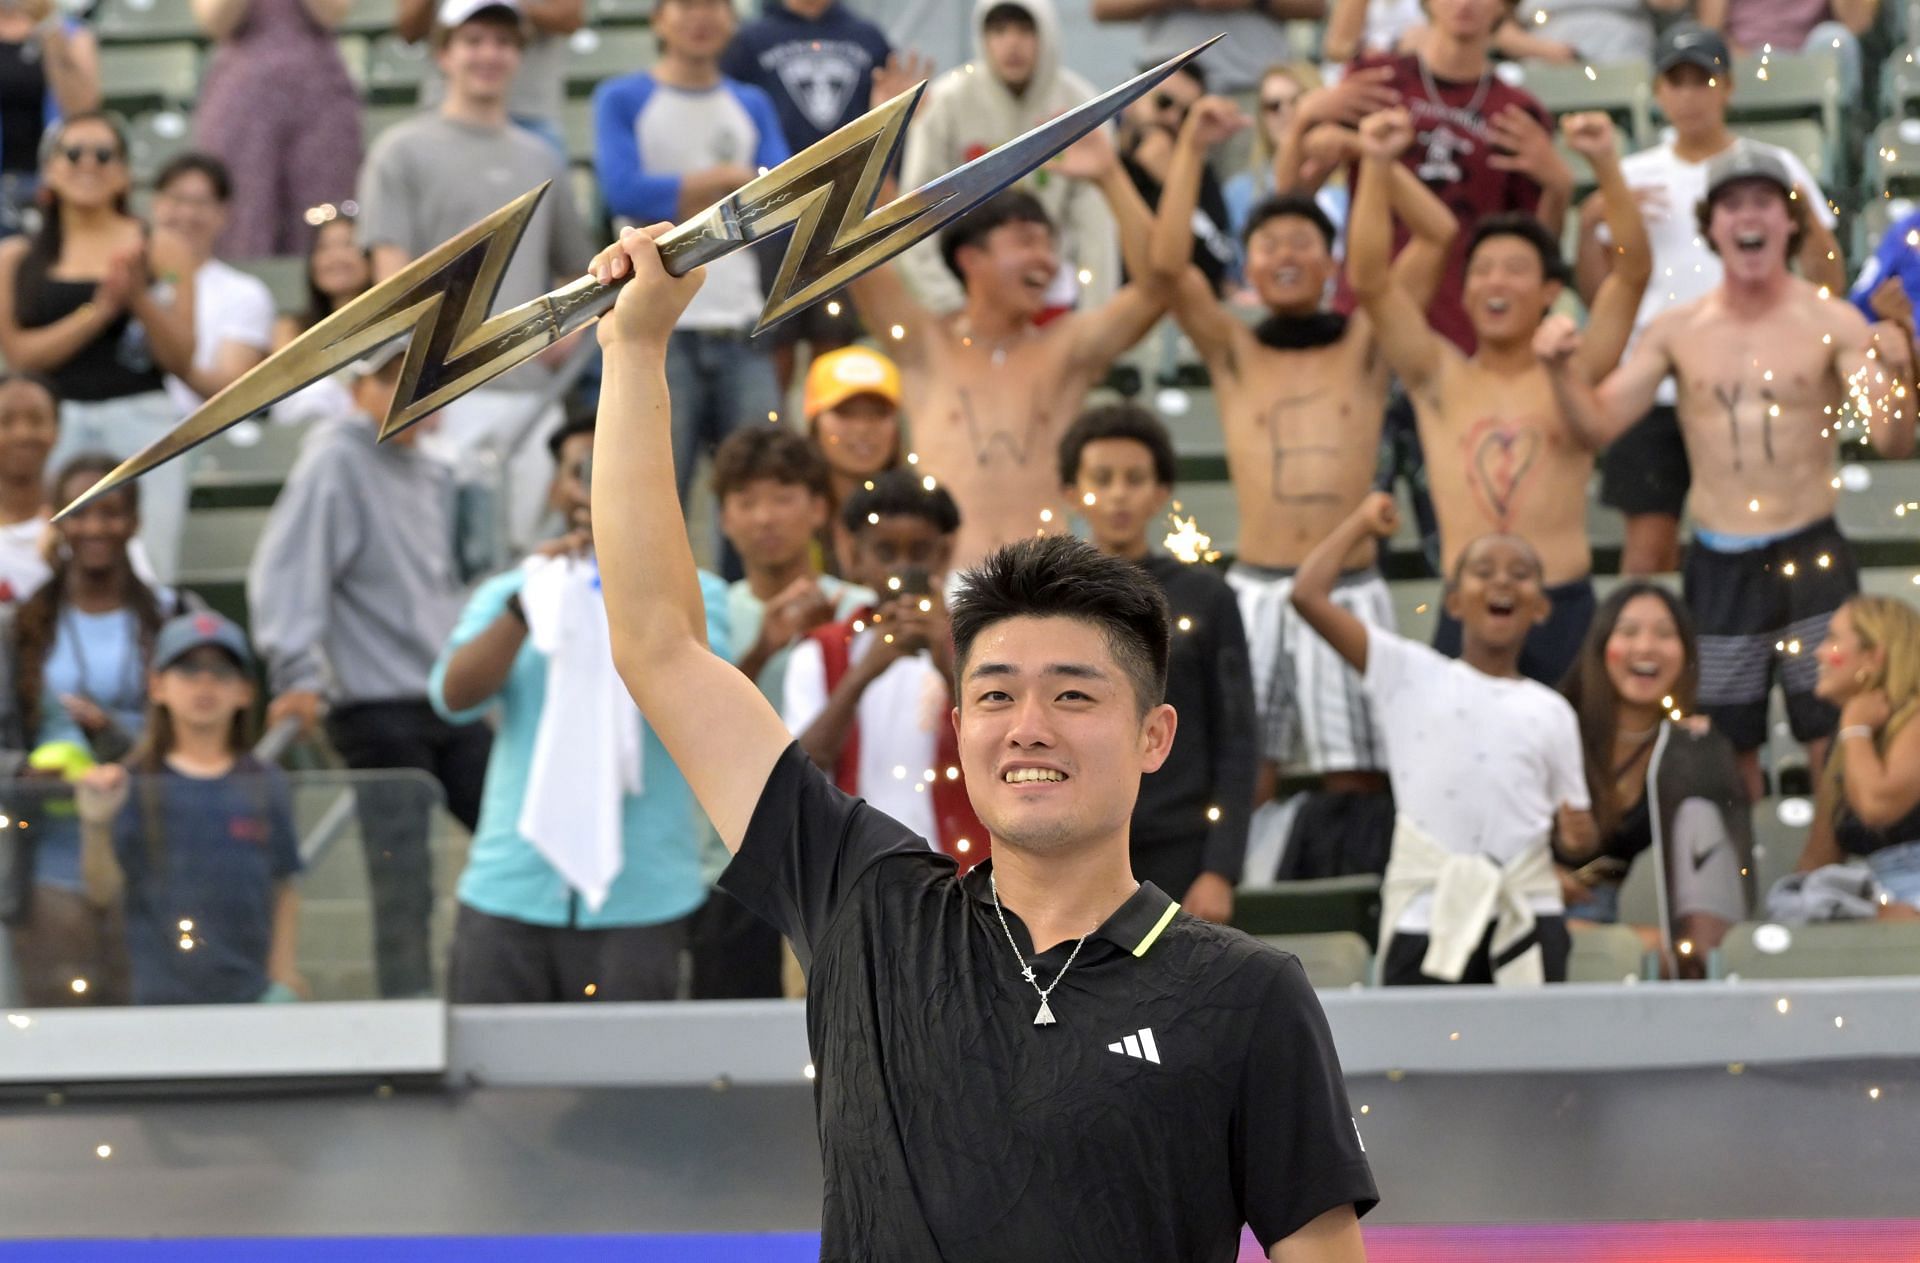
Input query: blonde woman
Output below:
<box><xmin>1800</xmin><ymin>596</ymin><xmax>1920</xmax><ymax>916</ymax></box>
<box><xmin>1225</xmin><ymin>63</ymin><xmax>1351</xmax><ymax>260</ymax></box>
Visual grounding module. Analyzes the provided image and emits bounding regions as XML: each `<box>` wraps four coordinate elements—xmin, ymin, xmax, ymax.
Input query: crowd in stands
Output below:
<box><xmin>3</xmin><ymin>0</ymin><xmax>1920</xmax><ymax>1008</ymax></box>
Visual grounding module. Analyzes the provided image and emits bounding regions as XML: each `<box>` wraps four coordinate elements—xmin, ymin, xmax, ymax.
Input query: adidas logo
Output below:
<box><xmin>1107</xmin><ymin>1028</ymin><xmax>1161</xmax><ymax>1064</ymax></box>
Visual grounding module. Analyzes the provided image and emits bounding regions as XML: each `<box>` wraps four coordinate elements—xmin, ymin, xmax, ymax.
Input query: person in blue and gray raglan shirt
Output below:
<box><xmin>1850</xmin><ymin>207</ymin><xmax>1920</xmax><ymax>337</ymax></box>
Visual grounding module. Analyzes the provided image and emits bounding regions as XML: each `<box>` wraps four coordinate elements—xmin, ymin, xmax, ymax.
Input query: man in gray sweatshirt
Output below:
<box><xmin>247</xmin><ymin>348</ymin><xmax>489</xmax><ymax>999</ymax></box>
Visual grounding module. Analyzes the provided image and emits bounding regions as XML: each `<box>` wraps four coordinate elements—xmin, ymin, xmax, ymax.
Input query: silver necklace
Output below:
<box><xmin>989</xmin><ymin>873</ymin><xmax>1088</xmax><ymax>1026</ymax></box>
<box><xmin>1418</xmin><ymin>54</ymin><xmax>1493</xmax><ymax>120</ymax></box>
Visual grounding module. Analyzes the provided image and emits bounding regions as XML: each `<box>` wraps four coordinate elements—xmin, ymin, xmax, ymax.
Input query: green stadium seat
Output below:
<box><xmin>570</xmin><ymin>163</ymin><xmax>605</xmax><ymax>233</ymax></box>
<box><xmin>1726</xmin><ymin>50</ymin><xmax>1842</xmax><ymax>144</ymax></box>
<box><xmin>98</xmin><ymin>41</ymin><xmax>200</xmax><ymax>110</ymax></box>
<box><xmin>124</xmin><ymin>109</ymin><xmax>193</xmax><ymax>185</ymax></box>
<box><xmin>1851</xmin><ymin>192</ymin><xmax>1917</xmax><ymax>262</ymax></box>
<box><xmin>178</xmin><ymin>506</ymin><xmax>272</xmax><ymax>584</ymax></box>
<box><xmin>336</xmin><ymin>34</ymin><xmax>370</xmax><ymax>90</ymax></box>
<box><xmin>565</xmin><ymin>26</ymin><xmax>659</xmax><ymax>95</ymax></box>
<box><xmin>95</xmin><ymin>0</ymin><xmax>200</xmax><ymax>42</ymax></box>
<box><xmin>1256</xmin><ymin>932</ymin><xmax>1373</xmax><ymax>989</ymax></box>
<box><xmin>364</xmin><ymin>101</ymin><xmax>422</xmax><ymax>147</ymax></box>
<box><xmin>341</xmin><ymin>0</ymin><xmax>397</xmax><ymax>35</ymax></box>
<box><xmin>365</xmin><ymin>33</ymin><xmax>434</xmax><ymax>102</ymax></box>
<box><xmin>1749</xmin><ymin>798</ymin><xmax>1812</xmax><ymax>900</ymax></box>
<box><xmin>1232</xmin><ymin>875</ymin><xmax>1383</xmax><ymax>947</ymax></box>
<box><xmin>564</xmin><ymin>96</ymin><xmax>596</xmax><ymax>165</ymax></box>
<box><xmin>1617</xmin><ymin>849</ymin><xmax>1659</xmax><ymax>928</ymax></box>
<box><xmin>1517</xmin><ymin>60</ymin><xmax>1652</xmax><ymax>143</ymax></box>
<box><xmin>1865</xmin><ymin>119</ymin><xmax>1920</xmax><ymax>198</ymax></box>
<box><xmin>1567</xmin><ymin>922</ymin><xmax>1655</xmax><ymax>983</ymax></box>
<box><xmin>1880</xmin><ymin>44</ymin><xmax>1920</xmax><ymax>116</ymax></box>
<box><xmin>1713</xmin><ymin>918</ymin><xmax>1920</xmax><ymax>979</ymax></box>
<box><xmin>1740</xmin><ymin>117</ymin><xmax>1832</xmax><ymax>187</ymax></box>
<box><xmin>239</xmin><ymin>255</ymin><xmax>312</xmax><ymax>314</ymax></box>
<box><xmin>593</xmin><ymin>0</ymin><xmax>656</xmax><ymax>24</ymax></box>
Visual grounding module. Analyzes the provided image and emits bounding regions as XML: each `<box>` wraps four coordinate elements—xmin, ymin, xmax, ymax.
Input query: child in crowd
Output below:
<box><xmin>1059</xmin><ymin>402</ymin><xmax>1255</xmax><ymax>923</ymax></box>
<box><xmin>802</xmin><ymin>346</ymin><xmax>904</xmax><ymax>578</ymax></box>
<box><xmin>1292</xmin><ymin>492</ymin><xmax>1596</xmax><ymax>985</ymax></box>
<box><xmin>76</xmin><ymin>612</ymin><xmax>303</xmax><ymax>1005</ymax></box>
<box><xmin>782</xmin><ymin>469</ymin><xmax>986</xmax><ymax>869</ymax></box>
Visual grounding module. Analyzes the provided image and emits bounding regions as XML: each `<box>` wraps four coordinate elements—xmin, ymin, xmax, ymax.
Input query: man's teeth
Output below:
<box><xmin>1004</xmin><ymin>768</ymin><xmax>1066</xmax><ymax>784</ymax></box>
<box><xmin>1487</xmin><ymin>297</ymin><xmax>1511</xmax><ymax>313</ymax></box>
<box><xmin>1736</xmin><ymin>232</ymin><xmax>1765</xmax><ymax>250</ymax></box>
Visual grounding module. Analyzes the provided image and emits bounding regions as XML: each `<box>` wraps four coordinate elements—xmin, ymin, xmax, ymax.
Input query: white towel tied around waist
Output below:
<box><xmin>515</xmin><ymin>555</ymin><xmax>641</xmax><ymax>912</ymax></box>
<box><xmin>1376</xmin><ymin>814</ymin><xmax>1559</xmax><ymax>986</ymax></box>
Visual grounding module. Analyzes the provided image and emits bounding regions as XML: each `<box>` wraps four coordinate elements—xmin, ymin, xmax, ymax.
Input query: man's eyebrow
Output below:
<box><xmin>964</xmin><ymin>662</ymin><xmax>1110</xmax><ymax>682</ymax></box>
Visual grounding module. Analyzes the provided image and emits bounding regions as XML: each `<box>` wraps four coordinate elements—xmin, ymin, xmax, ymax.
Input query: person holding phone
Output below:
<box><xmin>781</xmin><ymin>468</ymin><xmax>987</xmax><ymax>870</ymax></box>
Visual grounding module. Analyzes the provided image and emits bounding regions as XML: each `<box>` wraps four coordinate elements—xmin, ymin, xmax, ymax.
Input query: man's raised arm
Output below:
<box><xmin>1562</xmin><ymin>113</ymin><xmax>1652</xmax><ymax>382</ymax></box>
<box><xmin>590</xmin><ymin>225</ymin><xmax>796</xmax><ymax>851</ymax></box>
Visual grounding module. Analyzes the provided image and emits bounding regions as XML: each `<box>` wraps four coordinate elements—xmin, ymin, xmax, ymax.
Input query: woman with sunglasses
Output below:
<box><xmin>0</xmin><ymin>112</ymin><xmax>195</xmax><ymax>580</ymax></box>
<box><xmin>267</xmin><ymin>209</ymin><xmax>371</xmax><ymax>426</ymax></box>
<box><xmin>0</xmin><ymin>0</ymin><xmax>102</xmax><ymax>238</ymax></box>
<box><xmin>1223</xmin><ymin>63</ymin><xmax>1351</xmax><ymax>269</ymax></box>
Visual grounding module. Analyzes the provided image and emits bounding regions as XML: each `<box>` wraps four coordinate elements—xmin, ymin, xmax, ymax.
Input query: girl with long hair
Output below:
<box><xmin>1</xmin><ymin>452</ymin><xmax>189</xmax><ymax>1004</ymax></box>
<box><xmin>75</xmin><ymin>611</ymin><xmax>303</xmax><ymax>1005</ymax></box>
<box><xmin>1223</xmin><ymin>63</ymin><xmax>1350</xmax><ymax>261</ymax></box>
<box><xmin>1799</xmin><ymin>596</ymin><xmax>1920</xmax><ymax>916</ymax></box>
<box><xmin>0</xmin><ymin>112</ymin><xmax>195</xmax><ymax>579</ymax></box>
<box><xmin>1560</xmin><ymin>582</ymin><xmax>1752</xmax><ymax>975</ymax></box>
<box><xmin>268</xmin><ymin>210</ymin><xmax>371</xmax><ymax>427</ymax></box>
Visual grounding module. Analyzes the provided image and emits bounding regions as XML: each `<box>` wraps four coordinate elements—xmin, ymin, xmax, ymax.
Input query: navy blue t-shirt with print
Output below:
<box><xmin>720</xmin><ymin>1</ymin><xmax>891</xmax><ymax>151</ymax></box>
<box><xmin>114</xmin><ymin>755</ymin><xmax>301</xmax><ymax>1005</ymax></box>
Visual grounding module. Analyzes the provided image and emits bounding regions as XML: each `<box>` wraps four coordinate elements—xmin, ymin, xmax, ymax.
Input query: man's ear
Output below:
<box><xmin>1140</xmin><ymin>702</ymin><xmax>1178</xmax><ymax>775</ymax></box>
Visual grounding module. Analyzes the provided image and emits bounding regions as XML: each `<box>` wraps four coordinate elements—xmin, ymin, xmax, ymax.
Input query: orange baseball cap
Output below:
<box><xmin>803</xmin><ymin>346</ymin><xmax>902</xmax><ymax>421</ymax></box>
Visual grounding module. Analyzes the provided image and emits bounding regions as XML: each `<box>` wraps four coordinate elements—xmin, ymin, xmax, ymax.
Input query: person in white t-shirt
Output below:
<box><xmin>1573</xmin><ymin>23</ymin><xmax>1845</xmax><ymax>576</ymax></box>
<box><xmin>1292</xmin><ymin>491</ymin><xmax>1597</xmax><ymax>985</ymax></box>
<box><xmin>150</xmin><ymin>154</ymin><xmax>276</xmax><ymax>417</ymax></box>
<box><xmin>782</xmin><ymin>470</ymin><xmax>980</xmax><ymax>863</ymax></box>
<box><xmin>0</xmin><ymin>373</ymin><xmax>58</xmax><ymax>605</ymax></box>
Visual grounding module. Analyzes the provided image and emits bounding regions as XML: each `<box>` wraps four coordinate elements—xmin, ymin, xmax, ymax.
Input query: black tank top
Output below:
<box><xmin>1836</xmin><ymin>793</ymin><xmax>1920</xmax><ymax>857</ymax></box>
<box><xmin>12</xmin><ymin>247</ymin><xmax>166</xmax><ymax>402</ymax></box>
<box><xmin>0</xmin><ymin>40</ymin><xmax>46</xmax><ymax>175</ymax></box>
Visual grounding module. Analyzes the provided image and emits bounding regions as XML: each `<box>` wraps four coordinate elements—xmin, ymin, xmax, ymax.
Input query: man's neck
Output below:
<box><xmin>1459</xmin><ymin>640</ymin><xmax>1525</xmax><ymax>679</ymax></box>
<box><xmin>654</xmin><ymin>51</ymin><xmax>722</xmax><ymax>90</ymax></box>
<box><xmin>989</xmin><ymin>839</ymin><xmax>1139</xmax><ymax>954</ymax></box>
<box><xmin>67</xmin><ymin>567</ymin><xmax>127</xmax><ymax>612</ymax></box>
<box><xmin>1720</xmin><ymin>270</ymin><xmax>1792</xmax><ymax>317</ymax></box>
<box><xmin>1418</xmin><ymin>28</ymin><xmax>1491</xmax><ymax>83</ymax></box>
<box><xmin>0</xmin><ymin>476</ymin><xmax>44</xmax><ymax>528</ymax></box>
<box><xmin>1473</xmin><ymin>335</ymin><xmax>1541</xmax><ymax>375</ymax></box>
<box><xmin>781</xmin><ymin>0</ymin><xmax>833</xmax><ymax>18</ymax></box>
<box><xmin>1092</xmin><ymin>533</ymin><xmax>1151</xmax><ymax>562</ymax></box>
<box><xmin>1672</xmin><ymin>123</ymin><xmax>1735</xmax><ymax>164</ymax></box>
<box><xmin>959</xmin><ymin>297</ymin><xmax>1030</xmax><ymax>343</ymax></box>
<box><xmin>440</xmin><ymin>93</ymin><xmax>511</xmax><ymax>129</ymax></box>
<box><xmin>746</xmin><ymin>554</ymin><xmax>816</xmax><ymax>601</ymax></box>
<box><xmin>166</xmin><ymin>734</ymin><xmax>238</xmax><ymax>778</ymax></box>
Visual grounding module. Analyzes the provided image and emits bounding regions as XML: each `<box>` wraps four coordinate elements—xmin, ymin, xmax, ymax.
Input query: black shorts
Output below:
<box><xmin>1599</xmin><ymin>404</ymin><xmax>1691</xmax><ymax>517</ymax></box>
<box><xmin>1382</xmin><ymin>915</ymin><xmax>1570</xmax><ymax>985</ymax></box>
<box><xmin>1683</xmin><ymin>517</ymin><xmax>1857</xmax><ymax>751</ymax></box>
<box><xmin>1433</xmin><ymin>576</ymin><xmax>1597</xmax><ymax>688</ymax></box>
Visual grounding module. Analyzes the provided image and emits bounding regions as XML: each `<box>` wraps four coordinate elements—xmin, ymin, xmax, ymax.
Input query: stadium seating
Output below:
<box><xmin>1567</xmin><ymin>922</ymin><xmax>1656</xmax><ymax>983</ymax></box>
<box><xmin>1713</xmin><ymin>918</ymin><xmax>1920</xmax><ymax>979</ymax></box>
<box><xmin>98</xmin><ymin>40</ymin><xmax>199</xmax><ymax>111</ymax></box>
<box><xmin>1256</xmin><ymin>931</ymin><xmax>1373</xmax><ymax>989</ymax></box>
<box><xmin>1233</xmin><ymin>875</ymin><xmax>1384</xmax><ymax>946</ymax></box>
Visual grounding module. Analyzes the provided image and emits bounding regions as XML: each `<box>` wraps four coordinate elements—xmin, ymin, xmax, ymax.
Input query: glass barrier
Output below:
<box><xmin>0</xmin><ymin>768</ymin><xmax>457</xmax><ymax>1009</ymax></box>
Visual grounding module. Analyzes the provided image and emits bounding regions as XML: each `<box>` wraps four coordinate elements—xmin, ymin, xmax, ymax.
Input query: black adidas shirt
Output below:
<box><xmin>718</xmin><ymin>743</ymin><xmax>1378</xmax><ymax>1262</ymax></box>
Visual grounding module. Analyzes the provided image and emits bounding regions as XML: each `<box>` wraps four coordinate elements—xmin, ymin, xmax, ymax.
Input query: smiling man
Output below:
<box><xmin>588</xmin><ymin>224</ymin><xmax>1376</xmax><ymax>1262</ymax></box>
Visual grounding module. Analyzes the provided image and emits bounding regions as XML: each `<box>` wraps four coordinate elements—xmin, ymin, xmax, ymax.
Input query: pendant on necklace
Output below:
<box><xmin>1033</xmin><ymin>998</ymin><xmax>1056</xmax><ymax>1026</ymax></box>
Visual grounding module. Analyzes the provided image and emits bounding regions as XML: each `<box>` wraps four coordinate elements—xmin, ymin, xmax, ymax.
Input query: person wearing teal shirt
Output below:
<box><xmin>429</xmin><ymin>418</ymin><xmax>725</xmax><ymax>1002</ymax></box>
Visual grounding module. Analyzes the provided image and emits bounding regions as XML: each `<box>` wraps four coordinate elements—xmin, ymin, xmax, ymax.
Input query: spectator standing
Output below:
<box><xmin>782</xmin><ymin>470</ymin><xmax>987</xmax><ymax>869</ymax></box>
<box><xmin>895</xmin><ymin>0</ymin><xmax>1120</xmax><ymax>316</ymax></box>
<box><xmin>359</xmin><ymin>0</ymin><xmax>593</xmax><ymax>557</ymax></box>
<box><xmin>1117</xmin><ymin>59</ymin><xmax>1238</xmax><ymax>295</ymax></box>
<box><xmin>152</xmin><ymin>155</ymin><xmax>275</xmax><ymax>416</ymax></box>
<box><xmin>720</xmin><ymin>0</ymin><xmax>894</xmax><ymax>391</ymax></box>
<box><xmin>1558</xmin><ymin>583</ymin><xmax>1752</xmax><ymax>974</ymax></box>
<box><xmin>0</xmin><ymin>113</ymin><xmax>195</xmax><ymax>582</ymax></box>
<box><xmin>2</xmin><ymin>453</ymin><xmax>190</xmax><ymax>1007</ymax></box>
<box><xmin>430</xmin><ymin>419</ymin><xmax>716</xmax><ymax>1002</ymax></box>
<box><xmin>248</xmin><ymin>348</ymin><xmax>488</xmax><ymax>999</ymax></box>
<box><xmin>1697</xmin><ymin>0</ymin><xmax>1874</xmax><ymax>102</ymax></box>
<box><xmin>1574</xmin><ymin>25</ymin><xmax>1844</xmax><ymax>576</ymax></box>
<box><xmin>1223</xmin><ymin>63</ymin><xmax>1349</xmax><ymax>257</ymax></box>
<box><xmin>75</xmin><ymin>612</ymin><xmax>305</xmax><ymax>1005</ymax></box>
<box><xmin>694</xmin><ymin>424</ymin><xmax>870</xmax><ymax>998</ymax></box>
<box><xmin>1322</xmin><ymin>0</ymin><xmax>1427</xmax><ymax>63</ymax></box>
<box><xmin>1060</xmin><ymin>403</ymin><xmax>1255</xmax><ymax>922</ymax></box>
<box><xmin>593</xmin><ymin>0</ymin><xmax>789</xmax><ymax>565</ymax></box>
<box><xmin>399</xmin><ymin>0</ymin><xmax>582</xmax><ymax>154</ymax></box>
<box><xmin>1091</xmin><ymin>0</ymin><xmax>1325</xmax><ymax>96</ymax></box>
<box><xmin>0</xmin><ymin>0</ymin><xmax>100</xmax><ymax>238</ymax></box>
<box><xmin>1848</xmin><ymin>208</ymin><xmax>1920</xmax><ymax>338</ymax></box>
<box><xmin>192</xmin><ymin>0</ymin><xmax>363</xmax><ymax>259</ymax></box>
<box><xmin>1504</xmin><ymin>0</ymin><xmax>1680</xmax><ymax>65</ymax></box>
<box><xmin>1292</xmin><ymin>492</ymin><xmax>1597</xmax><ymax>985</ymax></box>
<box><xmin>0</xmin><ymin>373</ymin><xmax>58</xmax><ymax>605</ymax></box>
<box><xmin>1799</xmin><ymin>597</ymin><xmax>1920</xmax><ymax>915</ymax></box>
<box><xmin>801</xmin><ymin>345</ymin><xmax>902</xmax><ymax>576</ymax></box>
<box><xmin>268</xmin><ymin>210</ymin><xmax>372</xmax><ymax>427</ymax></box>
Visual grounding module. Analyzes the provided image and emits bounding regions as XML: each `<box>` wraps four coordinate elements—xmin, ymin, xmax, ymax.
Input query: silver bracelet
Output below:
<box><xmin>1837</xmin><ymin>725</ymin><xmax>1876</xmax><ymax>744</ymax></box>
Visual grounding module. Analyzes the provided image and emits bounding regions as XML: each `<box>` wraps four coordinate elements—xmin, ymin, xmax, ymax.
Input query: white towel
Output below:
<box><xmin>515</xmin><ymin>556</ymin><xmax>642</xmax><ymax>912</ymax></box>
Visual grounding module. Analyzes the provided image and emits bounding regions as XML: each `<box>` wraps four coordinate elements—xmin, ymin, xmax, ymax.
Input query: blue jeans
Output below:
<box><xmin>665</xmin><ymin>328</ymin><xmax>780</xmax><ymax>577</ymax></box>
<box><xmin>1867</xmin><ymin>840</ymin><xmax>1920</xmax><ymax>909</ymax></box>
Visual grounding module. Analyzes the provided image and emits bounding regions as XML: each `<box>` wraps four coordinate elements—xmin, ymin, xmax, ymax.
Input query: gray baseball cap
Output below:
<box><xmin>154</xmin><ymin>610</ymin><xmax>253</xmax><ymax>672</ymax></box>
<box><xmin>1655</xmin><ymin>23</ymin><xmax>1730</xmax><ymax>75</ymax></box>
<box><xmin>1703</xmin><ymin>142</ymin><xmax>1796</xmax><ymax>205</ymax></box>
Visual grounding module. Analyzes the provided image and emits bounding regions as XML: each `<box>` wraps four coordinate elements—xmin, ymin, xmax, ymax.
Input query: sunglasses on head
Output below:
<box><xmin>61</xmin><ymin>144</ymin><xmax>120</xmax><ymax>166</ymax></box>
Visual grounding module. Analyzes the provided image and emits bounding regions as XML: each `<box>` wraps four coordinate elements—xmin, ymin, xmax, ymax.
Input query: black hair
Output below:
<box><xmin>293</xmin><ymin>213</ymin><xmax>368</xmax><ymax>334</ymax></box>
<box><xmin>713</xmin><ymin>424</ymin><xmax>832</xmax><ymax>501</ymax></box>
<box><xmin>0</xmin><ymin>370</ymin><xmax>61</xmax><ymax>411</ymax></box>
<box><xmin>154</xmin><ymin>152</ymin><xmax>233</xmax><ymax>202</ymax></box>
<box><xmin>1465</xmin><ymin>212</ymin><xmax>1574</xmax><ymax>287</ymax></box>
<box><xmin>982</xmin><ymin>3</ymin><xmax>1036</xmax><ymax>32</ymax></box>
<box><xmin>938</xmin><ymin>190</ymin><xmax>1053</xmax><ymax>282</ymax></box>
<box><xmin>841</xmin><ymin>467</ymin><xmax>961</xmax><ymax>536</ymax></box>
<box><xmin>1445</xmin><ymin>532</ymin><xmax>1545</xmax><ymax>589</ymax></box>
<box><xmin>546</xmin><ymin>413</ymin><xmax>594</xmax><ymax>462</ymax></box>
<box><xmin>1242</xmin><ymin>192</ymin><xmax>1337</xmax><ymax>251</ymax></box>
<box><xmin>950</xmin><ymin>535</ymin><xmax>1171</xmax><ymax>714</ymax></box>
<box><xmin>1057</xmin><ymin>401</ymin><xmax>1177</xmax><ymax>488</ymax></box>
<box><xmin>1695</xmin><ymin>179</ymin><xmax>1807</xmax><ymax>262</ymax></box>
<box><xmin>27</xmin><ymin>112</ymin><xmax>131</xmax><ymax>277</ymax></box>
<box><xmin>1173</xmin><ymin>60</ymin><xmax>1207</xmax><ymax>93</ymax></box>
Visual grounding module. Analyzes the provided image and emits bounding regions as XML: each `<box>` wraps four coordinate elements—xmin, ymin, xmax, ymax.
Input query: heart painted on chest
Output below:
<box><xmin>1467</xmin><ymin>423</ymin><xmax>1540</xmax><ymax>526</ymax></box>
